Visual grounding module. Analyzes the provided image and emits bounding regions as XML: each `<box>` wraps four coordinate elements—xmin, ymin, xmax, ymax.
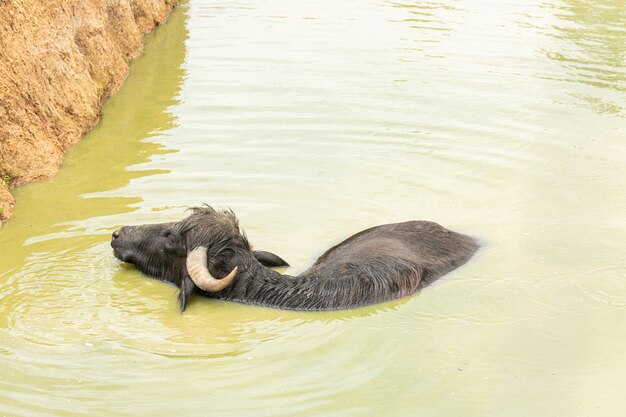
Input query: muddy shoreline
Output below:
<box><xmin>0</xmin><ymin>0</ymin><xmax>179</xmax><ymax>223</ymax></box>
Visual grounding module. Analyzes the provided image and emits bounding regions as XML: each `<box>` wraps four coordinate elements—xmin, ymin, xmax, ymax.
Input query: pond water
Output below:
<box><xmin>1</xmin><ymin>1</ymin><xmax>625</xmax><ymax>415</ymax></box>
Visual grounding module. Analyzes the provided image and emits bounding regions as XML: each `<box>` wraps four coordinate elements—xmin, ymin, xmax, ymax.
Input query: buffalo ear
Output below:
<box><xmin>253</xmin><ymin>250</ymin><xmax>290</xmax><ymax>267</ymax></box>
<box><xmin>178</xmin><ymin>275</ymin><xmax>196</xmax><ymax>312</ymax></box>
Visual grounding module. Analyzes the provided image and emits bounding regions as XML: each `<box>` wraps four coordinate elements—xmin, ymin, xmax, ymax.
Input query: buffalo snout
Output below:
<box><xmin>111</xmin><ymin>226</ymin><xmax>135</xmax><ymax>263</ymax></box>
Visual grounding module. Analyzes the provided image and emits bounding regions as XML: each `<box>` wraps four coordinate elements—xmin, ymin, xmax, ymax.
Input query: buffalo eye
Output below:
<box><xmin>164</xmin><ymin>230</ymin><xmax>185</xmax><ymax>257</ymax></box>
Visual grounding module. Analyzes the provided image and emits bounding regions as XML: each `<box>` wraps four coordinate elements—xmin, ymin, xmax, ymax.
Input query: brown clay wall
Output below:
<box><xmin>0</xmin><ymin>0</ymin><xmax>178</xmax><ymax>223</ymax></box>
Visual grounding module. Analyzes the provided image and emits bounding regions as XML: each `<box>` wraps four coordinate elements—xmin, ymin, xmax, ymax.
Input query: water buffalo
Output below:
<box><xmin>111</xmin><ymin>206</ymin><xmax>478</xmax><ymax>312</ymax></box>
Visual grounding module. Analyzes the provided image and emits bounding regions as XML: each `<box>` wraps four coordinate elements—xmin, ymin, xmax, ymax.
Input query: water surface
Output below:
<box><xmin>1</xmin><ymin>1</ymin><xmax>625</xmax><ymax>416</ymax></box>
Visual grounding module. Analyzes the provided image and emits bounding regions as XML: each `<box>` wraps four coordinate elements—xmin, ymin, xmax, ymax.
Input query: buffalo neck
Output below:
<box><xmin>209</xmin><ymin>251</ymin><xmax>392</xmax><ymax>311</ymax></box>
<box><xmin>210</xmin><ymin>252</ymin><xmax>305</xmax><ymax>308</ymax></box>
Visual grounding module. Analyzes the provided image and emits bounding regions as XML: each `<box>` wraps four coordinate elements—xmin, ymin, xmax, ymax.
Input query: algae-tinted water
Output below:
<box><xmin>1</xmin><ymin>1</ymin><xmax>625</xmax><ymax>416</ymax></box>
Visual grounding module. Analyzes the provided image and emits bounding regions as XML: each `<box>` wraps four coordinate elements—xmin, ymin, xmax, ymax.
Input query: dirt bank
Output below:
<box><xmin>0</xmin><ymin>0</ymin><xmax>178</xmax><ymax>223</ymax></box>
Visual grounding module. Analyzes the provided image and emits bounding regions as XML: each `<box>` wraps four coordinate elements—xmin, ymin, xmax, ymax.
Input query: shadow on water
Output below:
<box><xmin>106</xmin><ymin>263</ymin><xmax>414</xmax><ymax>357</ymax></box>
<box><xmin>545</xmin><ymin>0</ymin><xmax>625</xmax><ymax>115</ymax></box>
<box><xmin>0</xmin><ymin>4</ymin><xmax>190</xmax><ymax>271</ymax></box>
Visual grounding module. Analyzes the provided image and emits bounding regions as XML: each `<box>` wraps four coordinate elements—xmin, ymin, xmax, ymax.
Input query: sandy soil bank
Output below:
<box><xmin>0</xmin><ymin>0</ymin><xmax>178</xmax><ymax>223</ymax></box>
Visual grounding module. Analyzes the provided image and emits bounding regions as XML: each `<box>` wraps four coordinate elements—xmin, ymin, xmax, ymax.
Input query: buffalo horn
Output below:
<box><xmin>186</xmin><ymin>246</ymin><xmax>238</xmax><ymax>292</ymax></box>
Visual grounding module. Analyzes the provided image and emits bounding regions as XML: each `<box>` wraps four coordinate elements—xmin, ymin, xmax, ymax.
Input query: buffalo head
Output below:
<box><xmin>111</xmin><ymin>206</ymin><xmax>288</xmax><ymax>311</ymax></box>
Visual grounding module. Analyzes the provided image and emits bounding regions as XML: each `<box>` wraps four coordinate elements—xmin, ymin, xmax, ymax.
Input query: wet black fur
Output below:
<box><xmin>111</xmin><ymin>206</ymin><xmax>479</xmax><ymax>312</ymax></box>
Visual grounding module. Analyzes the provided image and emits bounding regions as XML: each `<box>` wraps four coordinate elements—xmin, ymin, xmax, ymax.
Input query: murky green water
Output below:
<box><xmin>1</xmin><ymin>1</ymin><xmax>625</xmax><ymax>415</ymax></box>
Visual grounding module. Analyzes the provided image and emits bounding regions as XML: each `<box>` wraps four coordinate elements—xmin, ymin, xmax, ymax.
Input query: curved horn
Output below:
<box><xmin>186</xmin><ymin>246</ymin><xmax>238</xmax><ymax>292</ymax></box>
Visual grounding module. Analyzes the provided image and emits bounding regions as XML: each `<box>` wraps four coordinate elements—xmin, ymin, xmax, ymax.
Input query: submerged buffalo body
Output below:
<box><xmin>111</xmin><ymin>207</ymin><xmax>478</xmax><ymax>311</ymax></box>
